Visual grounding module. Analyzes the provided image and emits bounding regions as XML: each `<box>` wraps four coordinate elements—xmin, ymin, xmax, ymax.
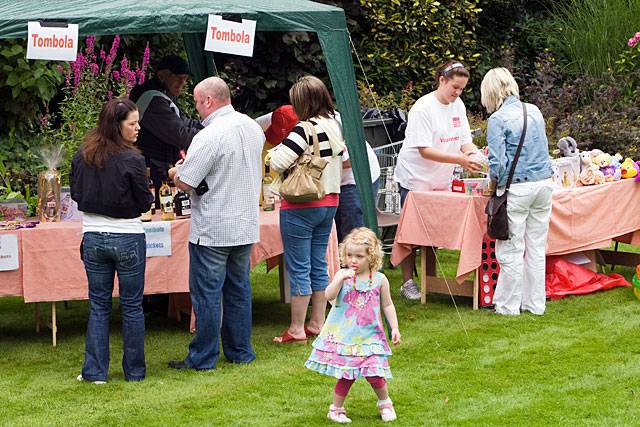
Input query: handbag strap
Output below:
<box><xmin>300</xmin><ymin>121</ymin><xmax>321</xmax><ymax>158</ymax></box>
<box><xmin>504</xmin><ymin>102</ymin><xmax>528</xmax><ymax>191</ymax></box>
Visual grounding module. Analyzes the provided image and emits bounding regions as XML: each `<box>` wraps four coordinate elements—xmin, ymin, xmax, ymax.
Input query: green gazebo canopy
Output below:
<box><xmin>0</xmin><ymin>0</ymin><xmax>377</xmax><ymax>229</ymax></box>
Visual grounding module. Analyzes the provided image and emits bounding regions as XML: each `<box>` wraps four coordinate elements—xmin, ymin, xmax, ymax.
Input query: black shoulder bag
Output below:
<box><xmin>485</xmin><ymin>103</ymin><xmax>527</xmax><ymax>240</ymax></box>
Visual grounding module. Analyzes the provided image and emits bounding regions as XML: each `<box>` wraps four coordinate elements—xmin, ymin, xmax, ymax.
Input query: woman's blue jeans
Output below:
<box><xmin>280</xmin><ymin>206</ymin><xmax>337</xmax><ymax>296</ymax></box>
<box><xmin>81</xmin><ymin>232</ymin><xmax>146</xmax><ymax>382</ymax></box>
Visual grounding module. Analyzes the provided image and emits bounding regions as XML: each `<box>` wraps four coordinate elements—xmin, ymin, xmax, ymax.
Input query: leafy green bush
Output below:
<box><xmin>547</xmin><ymin>0</ymin><xmax>640</xmax><ymax>76</ymax></box>
<box><xmin>0</xmin><ymin>40</ymin><xmax>63</xmax><ymax>136</ymax></box>
<box><xmin>525</xmin><ymin>53</ymin><xmax>640</xmax><ymax>157</ymax></box>
<box><xmin>0</xmin><ymin>133</ymin><xmax>42</xmax><ymax>201</ymax></box>
<box><xmin>471</xmin><ymin>0</ymin><xmax>554</xmax><ymax>111</ymax></box>
<box><xmin>358</xmin><ymin>80</ymin><xmax>418</xmax><ymax>112</ymax></box>
<box><xmin>614</xmin><ymin>31</ymin><xmax>640</xmax><ymax>101</ymax></box>
<box><xmin>215</xmin><ymin>31</ymin><xmax>328</xmax><ymax>115</ymax></box>
<box><xmin>351</xmin><ymin>0</ymin><xmax>482</xmax><ymax>96</ymax></box>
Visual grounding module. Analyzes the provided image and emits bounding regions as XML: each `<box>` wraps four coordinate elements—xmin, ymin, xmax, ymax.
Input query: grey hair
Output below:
<box><xmin>480</xmin><ymin>67</ymin><xmax>520</xmax><ymax>113</ymax></box>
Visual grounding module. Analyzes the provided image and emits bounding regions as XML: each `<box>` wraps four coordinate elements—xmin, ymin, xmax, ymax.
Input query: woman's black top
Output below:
<box><xmin>70</xmin><ymin>148</ymin><xmax>153</xmax><ymax>219</ymax></box>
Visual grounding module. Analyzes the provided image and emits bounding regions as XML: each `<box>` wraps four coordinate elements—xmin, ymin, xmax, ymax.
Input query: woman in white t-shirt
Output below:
<box><xmin>394</xmin><ymin>61</ymin><xmax>482</xmax><ymax>300</ymax></box>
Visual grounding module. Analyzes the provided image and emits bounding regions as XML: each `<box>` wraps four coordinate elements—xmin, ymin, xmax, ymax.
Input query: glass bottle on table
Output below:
<box><xmin>174</xmin><ymin>189</ymin><xmax>191</xmax><ymax>218</ymax></box>
<box><xmin>159</xmin><ymin>180</ymin><xmax>175</xmax><ymax>221</ymax></box>
<box><xmin>262</xmin><ymin>162</ymin><xmax>275</xmax><ymax>211</ymax></box>
<box><xmin>167</xmin><ymin>164</ymin><xmax>177</xmax><ymax>197</ymax></box>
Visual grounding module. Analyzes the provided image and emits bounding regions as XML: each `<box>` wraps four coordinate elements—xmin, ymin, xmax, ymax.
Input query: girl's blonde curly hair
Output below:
<box><xmin>339</xmin><ymin>227</ymin><xmax>384</xmax><ymax>272</ymax></box>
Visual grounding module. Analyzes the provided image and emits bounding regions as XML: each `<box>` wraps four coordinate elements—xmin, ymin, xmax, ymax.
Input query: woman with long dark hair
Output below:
<box><xmin>71</xmin><ymin>98</ymin><xmax>153</xmax><ymax>383</ymax></box>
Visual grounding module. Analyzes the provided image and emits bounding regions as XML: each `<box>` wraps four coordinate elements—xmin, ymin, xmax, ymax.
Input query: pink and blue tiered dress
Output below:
<box><xmin>305</xmin><ymin>272</ymin><xmax>392</xmax><ymax>379</ymax></box>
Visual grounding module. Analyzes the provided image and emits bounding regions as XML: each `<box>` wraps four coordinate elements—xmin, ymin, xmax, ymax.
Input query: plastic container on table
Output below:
<box><xmin>0</xmin><ymin>198</ymin><xmax>28</xmax><ymax>221</ymax></box>
<box><xmin>461</xmin><ymin>178</ymin><xmax>491</xmax><ymax>196</ymax></box>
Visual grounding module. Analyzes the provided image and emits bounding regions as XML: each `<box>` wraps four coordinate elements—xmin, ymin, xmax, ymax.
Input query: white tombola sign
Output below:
<box><xmin>0</xmin><ymin>234</ymin><xmax>19</xmax><ymax>271</ymax></box>
<box><xmin>205</xmin><ymin>15</ymin><xmax>256</xmax><ymax>57</ymax></box>
<box><xmin>26</xmin><ymin>21</ymin><xmax>79</xmax><ymax>61</ymax></box>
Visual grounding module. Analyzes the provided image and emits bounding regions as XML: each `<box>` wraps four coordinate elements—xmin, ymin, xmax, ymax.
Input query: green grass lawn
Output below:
<box><xmin>1</xmin><ymin>251</ymin><xmax>640</xmax><ymax>426</ymax></box>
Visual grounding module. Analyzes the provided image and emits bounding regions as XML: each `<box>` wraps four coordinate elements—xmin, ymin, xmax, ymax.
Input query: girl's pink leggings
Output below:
<box><xmin>334</xmin><ymin>376</ymin><xmax>386</xmax><ymax>397</ymax></box>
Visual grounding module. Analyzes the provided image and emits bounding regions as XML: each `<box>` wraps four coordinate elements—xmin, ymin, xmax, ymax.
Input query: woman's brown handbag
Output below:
<box><xmin>278</xmin><ymin>121</ymin><xmax>329</xmax><ymax>203</ymax></box>
<box><xmin>486</xmin><ymin>103</ymin><xmax>528</xmax><ymax>240</ymax></box>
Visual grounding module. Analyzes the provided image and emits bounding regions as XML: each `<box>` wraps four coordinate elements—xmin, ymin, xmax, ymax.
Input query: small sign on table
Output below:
<box><xmin>0</xmin><ymin>234</ymin><xmax>19</xmax><ymax>271</ymax></box>
<box><xmin>143</xmin><ymin>222</ymin><xmax>172</xmax><ymax>257</ymax></box>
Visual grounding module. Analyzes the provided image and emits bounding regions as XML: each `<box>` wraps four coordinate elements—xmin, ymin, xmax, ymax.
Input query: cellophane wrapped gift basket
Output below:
<box><xmin>36</xmin><ymin>146</ymin><xmax>65</xmax><ymax>222</ymax></box>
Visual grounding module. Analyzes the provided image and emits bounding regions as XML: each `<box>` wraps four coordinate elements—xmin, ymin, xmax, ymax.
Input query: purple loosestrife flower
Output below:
<box><xmin>120</xmin><ymin>55</ymin><xmax>129</xmax><ymax>77</ymax></box>
<box><xmin>106</xmin><ymin>35</ymin><xmax>120</xmax><ymax>67</ymax></box>
<box><xmin>142</xmin><ymin>43</ymin><xmax>150</xmax><ymax>69</ymax></box>
<box><xmin>134</xmin><ymin>67</ymin><xmax>141</xmax><ymax>84</ymax></box>
<box><xmin>139</xmin><ymin>43</ymin><xmax>150</xmax><ymax>84</ymax></box>
<box><xmin>127</xmin><ymin>70</ymin><xmax>137</xmax><ymax>87</ymax></box>
<box><xmin>71</xmin><ymin>53</ymin><xmax>86</xmax><ymax>90</ymax></box>
<box><xmin>99</xmin><ymin>48</ymin><xmax>106</xmax><ymax>60</ymax></box>
<box><xmin>112</xmin><ymin>70</ymin><xmax>121</xmax><ymax>81</ymax></box>
<box><xmin>85</xmin><ymin>35</ymin><xmax>96</xmax><ymax>56</ymax></box>
<box><xmin>90</xmin><ymin>63</ymin><xmax>99</xmax><ymax>76</ymax></box>
<box><xmin>107</xmin><ymin>90</ymin><xmax>113</xmax><ymax>100</ymax></box>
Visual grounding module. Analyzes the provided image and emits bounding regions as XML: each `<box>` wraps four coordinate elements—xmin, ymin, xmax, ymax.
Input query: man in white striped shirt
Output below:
<box><xmin>167</xmin><ymin>77</ymin><xmax>265</xmax><ymax>370</ymax></box>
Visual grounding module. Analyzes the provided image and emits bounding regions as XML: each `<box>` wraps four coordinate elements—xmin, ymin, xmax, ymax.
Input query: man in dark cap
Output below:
<box><xmin>130</xmin><ymin>54</ymin><xmax>203</xmax><ymax>204</ymax></box>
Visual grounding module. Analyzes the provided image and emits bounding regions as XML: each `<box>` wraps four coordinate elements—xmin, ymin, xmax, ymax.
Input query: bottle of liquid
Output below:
<box><xmin>159</xmin><ymin>181</ymin><xmax>175</xmax><ymax>221</ymax></box>
<box><xmin>141</xmin><ymin>167</ymin><xmax>154</xmax><ymax>221</ymax></box>
<box><xmin>174</xmin><ymin>190</ymin><xmax>191</xmax><ymax>218</ymax></box>
<box><xmin>167</xmin><ymin>164</ymin><xmax>177</xmax><ymax>197</ymax></box>
<box><xmin>262</xmin><ymin>163</ymin><xmax>275</xmax><ymax>211</ymax></box>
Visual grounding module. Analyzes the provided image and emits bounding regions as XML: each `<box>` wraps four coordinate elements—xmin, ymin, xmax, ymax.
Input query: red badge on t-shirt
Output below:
<box><xmin>452</xmin><ymin>116</ymin><xmax>461</xmax><ymax>127</ymax></box>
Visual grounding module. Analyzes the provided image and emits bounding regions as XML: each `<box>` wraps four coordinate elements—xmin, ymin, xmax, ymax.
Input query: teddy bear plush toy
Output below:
<box><xmin>591</xmin><ymin>151</ymin><xmax>616</xmax><ymax>181</ymax></box>
<box><xmin>579</xmin><ymin>151</ymin><xmax>592</xmax><ymax>172</ymax></box>
<box><xmin>578</xmin><ymin>163</ymin><xmax>605</xmax><ymax>186</ymax></box>
<box><xmin>610</xmin><ymin>153</ymin><xmax>623</xmax><ymax>180</ymax></box>
<box><xmin>557</xmin><ymin>136</ymin><xmax>579</xmax><ymax>157</ymax></box>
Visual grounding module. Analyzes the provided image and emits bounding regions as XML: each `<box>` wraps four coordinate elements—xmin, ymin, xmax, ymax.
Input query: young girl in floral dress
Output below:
<box><xmin>305</xmin><ymin>227</ymin><xmax>401</xmax><ymax>423</ymax></box>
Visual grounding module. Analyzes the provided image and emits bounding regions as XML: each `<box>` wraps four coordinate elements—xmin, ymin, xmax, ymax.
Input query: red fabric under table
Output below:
<box><xmin>545</xmin><ymin>256</ymin><xmax>630</xmax><ymax>300</ymax></box>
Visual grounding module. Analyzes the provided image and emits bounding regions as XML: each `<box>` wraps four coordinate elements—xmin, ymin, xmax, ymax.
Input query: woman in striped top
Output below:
<box><xmin>269</xmin><ymin>75</ymin><xmax>345</xmax><ymax>343</ymax></box>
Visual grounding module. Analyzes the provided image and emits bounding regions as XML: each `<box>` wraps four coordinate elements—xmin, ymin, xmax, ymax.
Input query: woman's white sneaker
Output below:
<box><xmin>76</xmin><ymin>374</ymin><xmax>106</xmax><ymax>385</ymax></box>
<box><xmin>400</xmin><ymin>279</ymin><xmax>421</xmax><ymax>300</ymax></box>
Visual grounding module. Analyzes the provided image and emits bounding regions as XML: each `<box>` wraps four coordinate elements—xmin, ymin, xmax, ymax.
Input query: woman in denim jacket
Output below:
<box><xmin>481</xmin><ymin>68</ymin><xmax>554</xmax><ymax>316</ymax></box>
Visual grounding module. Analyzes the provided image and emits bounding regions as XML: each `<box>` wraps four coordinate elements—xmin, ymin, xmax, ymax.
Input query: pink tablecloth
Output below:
<box><xmin>0</xmin><ymin>209</ymin><xmax>339</xmax><ymax>303</ymax></box>
<box><xmin>391</xmin><ymin>179</ymin><xmax>640</xmax><ymax>283</ymax></box>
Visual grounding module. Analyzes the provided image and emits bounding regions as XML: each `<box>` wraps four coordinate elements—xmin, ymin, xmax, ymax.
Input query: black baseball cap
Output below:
<box><xmin>155</xmin><ymin>55</ymin><xmax>190</xmax><ymax>75</ymax></box>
